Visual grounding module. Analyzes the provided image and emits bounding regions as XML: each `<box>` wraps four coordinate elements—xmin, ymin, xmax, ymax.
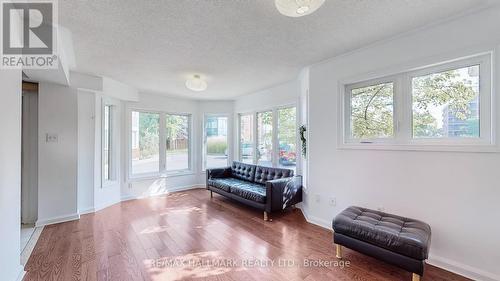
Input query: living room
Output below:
<box><xmin>1</xmin><ymin>1</ymin><xmax>499</xmax><ymax>281</ymax></box>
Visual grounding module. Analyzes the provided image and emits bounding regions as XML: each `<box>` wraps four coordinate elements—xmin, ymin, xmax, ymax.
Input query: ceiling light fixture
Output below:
<box><xmin>275</xmin><ymin>0</ymin><xmax>325</xmax><ymax>17</ymax></box>
<box><xmin>185</xmin><ymin>74</ymin><xmax>207</xmax><ymax>92</ymax></box>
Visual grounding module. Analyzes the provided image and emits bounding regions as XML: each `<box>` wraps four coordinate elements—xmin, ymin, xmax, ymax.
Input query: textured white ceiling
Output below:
<box><xmin>59</xmin><ymin>0</ymin><xmax>493</xmax><ymax>100</ymax></box>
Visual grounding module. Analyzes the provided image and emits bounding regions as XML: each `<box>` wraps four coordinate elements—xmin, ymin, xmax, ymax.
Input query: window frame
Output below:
<box><xmin>339</xmin><ymin>53</ymin><xmax>495</xmax><ymax>152</ymax></box>
<box><xmin>343</xmin><ymin>76</ymin><xmax>399</xmax><ymax>144</ymax></box>
<box><xmin>101</xmin><ymin>102</ymin><xmax>115</xmax><ymax>187</ymax></box>
<box><xmin>237</xmin><ymin>104</ymin><xmax>299</xmax><ymax>171</ymax></box>
<box><xmin>128</xmin><ymin>109</ymin><xmax>193</xmax><ymax>180</ymax></box>
<box><xmin>203</xmin><ymin>113</ymin><xmax>230</xmax><ymax>171</ymax></box>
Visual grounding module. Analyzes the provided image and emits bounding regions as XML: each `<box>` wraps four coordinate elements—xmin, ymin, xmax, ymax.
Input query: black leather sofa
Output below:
<box><xmin>333</xmin><ymin>206</ymin><xmax>431</xmax><ymax>281</ymax></box>
<box><xmin>206</xmin><ymin>161</ymin><xmax>302</xmax><ymax>221</ymax></box>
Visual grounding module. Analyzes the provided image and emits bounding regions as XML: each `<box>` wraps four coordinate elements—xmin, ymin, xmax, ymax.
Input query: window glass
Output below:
<box><xmin>166</xmin><ymin>114</ymin><xmax>190</xmax><ymax>172</ymax></box>
<box><xmin>239</xmin><ymin>114</ymin><xmax>254</xmax><ymax>164</ymax></box>
<box><xmin>131</xmin><ymin>111</ymin><xmax>160</xmax><ymax>175</ymax></box>
<box><xmin>257</xmin><ymin>111</ymin><xmax>273</xmax><ymax>167</ymax></box>
<box><xmin>103</xmin><ymin>105</ymin><xmax>111</xmax><ymax>181</ymax></box>
<box><xmin>412</xmin><ymin>65</ymin><xmax>480</xmax><ymax>138</ymax></box>
<box><xmin>350</xmin><ymin>82</ymin><xmax>394</xmax><ymax>139</ymax></box>
<box><xmin>205</xmin><ymin>116</ymin><xmax>228</xmax><ymax>169</ymax></box>
<box><xmin>278</xmin><ymin>107</ymin><xmax>297</xmax><ymax>169</ymax></box>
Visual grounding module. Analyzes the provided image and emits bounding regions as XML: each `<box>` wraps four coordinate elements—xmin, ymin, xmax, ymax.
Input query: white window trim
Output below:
<box><xmin>203</xmin><ymin>113</ymin><xmax>230</xmax><ymax>171</ymax></box>
<box><xmin>237</xmin><ymin>103</ymin><xmax>300</xmax><ymax>171</ymax></box>
<box><xmin>101</xmin><ymin>97</ymin><xmax>119</xmax><ymax>188</ymax></box>
<box><xmin>127</xmin><ymin>108</ymin><xmax>194</xmax><ymax>181</ymax></box>
<box><xmin>339</xmin><ymin>53</ymin><xmax>497</xmax><ymax>153</ymax></box>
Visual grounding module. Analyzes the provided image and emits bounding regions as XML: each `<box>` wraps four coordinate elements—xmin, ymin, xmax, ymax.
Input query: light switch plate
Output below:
<box><xmin>46</xmin><ymin>133</ymin><xmax>58</xmax><ymax>143</ymax></box>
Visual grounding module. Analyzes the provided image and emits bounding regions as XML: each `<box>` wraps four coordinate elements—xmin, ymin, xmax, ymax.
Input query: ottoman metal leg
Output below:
<box><xmin>264</xmin><ymin>211</ymin><xmax>268</xmax><ymax>221</ymax></box>
<box><xmin>335</xmin><ymin>244</ymin><xmax>342</xmax><ymax>259</ymax></box>
<box><xmin>412</xmin><ymin>273</ymin><xmax>421</xmax><ymax>281</ymax></box>
<box><xmin>210</xmin><ymin>191</ymin><xmax>213</xmax><ymax>198</ymax></box>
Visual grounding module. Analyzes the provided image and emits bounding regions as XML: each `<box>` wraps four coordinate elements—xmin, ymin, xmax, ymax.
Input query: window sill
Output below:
<box><xmin>338</xmin><ymin>142</ymin><xmax>499</xmax><ymax>153</ymax></box>
<box><xmin>128</xmin><ymin>171</ymin><xmax>196</xmax><ymax>182</ymax></box>
<box><xmin>101</xmin><ymin>180</ymin><xmax>118</xmax><ymax>188</ymax></box>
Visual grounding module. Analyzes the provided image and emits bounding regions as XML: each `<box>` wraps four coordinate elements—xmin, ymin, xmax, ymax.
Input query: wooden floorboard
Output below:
<box><xmin>24</xmin><ymin>188</ymin><xmax>470</xmax><ymax>281</ymax></box>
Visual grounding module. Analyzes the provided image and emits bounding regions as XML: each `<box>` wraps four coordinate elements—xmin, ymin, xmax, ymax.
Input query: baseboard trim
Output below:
<box><xmin>297</xmin><ymin>207</ymin><xmax>499</xmax><ymax>281</ymax></box>
<box><xmin>35</xmin><ymin>213</ymin><xmax>80</xmax><ymax>227</ymax></box>
<box><xmin>427</xmin><ymin>254</ymin><xmax>500</xmax><ymax>281</ymax></box>
<box><xmin>78</xmin><ymin>207</ymin><xmax>95</xmax><ymax>215</ymax></box>
<box><xmin>121</xmin><ymin>184</ymin><xmax>204</xmax><ymax>202</ymax></box>
<box><xmin>16</xmin><ymin>267</ymin><xmax>26</xmax><ymax>281</ymax></box>
<box><xmin>298</xmin><ymin>206</ymin><xmax>332</xmax><ymax>230</ymax></box>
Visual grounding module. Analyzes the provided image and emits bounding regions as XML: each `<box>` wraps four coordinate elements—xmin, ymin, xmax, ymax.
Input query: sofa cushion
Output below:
<box><xmin>333</xmin><ymin>206</ymin><xmax>431</xmax><ymax>260</ymax></box>
<box><xmin>208</xmin><ymin>178</ymin><xmax>245</xmax><ymax>192</ymax></box>
<box><xmin>254</xmin><ymin>166</ymin><xmax>294</xmax><ymax>185</ymax></box>
<box><xmin>230</xmin><ymin>183</ymin><xmax>267</xmax><ymax>203</ymax></box>
<box><xmin>231</xmin><ymin>162</ymin><xmax>256</xmax><ymax>182</ymax></box>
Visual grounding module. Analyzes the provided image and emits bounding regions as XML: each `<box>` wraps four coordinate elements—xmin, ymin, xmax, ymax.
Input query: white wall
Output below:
<box><xmin>306</xmin><ymin>7</ymin><xmax>500</xmax><ymax>281</ymax></box>
<box><xmin>37</xmin><ymin>82</ymin><xmax>79</xmax><ymax>226</ymax></box>
<box><xmin>77</xmin><ymin>90</ymin><xmax>95</xmax><ymax>214</ymax></box>
<box><xmin>0</xmin><ymin>69</ymin><xmax>24</xmax><ymax>281</ymax></box>
<box><xmin>234</xmin><ymin>80</ymin><xmax>299</xmax><ymax>113</ymax></box>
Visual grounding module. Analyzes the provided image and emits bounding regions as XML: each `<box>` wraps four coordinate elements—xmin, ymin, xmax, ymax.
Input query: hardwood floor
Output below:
<box><xmin>24</xmin><ymin>188</ymin><xmax>469</xmax><ymax>281</ymax></box>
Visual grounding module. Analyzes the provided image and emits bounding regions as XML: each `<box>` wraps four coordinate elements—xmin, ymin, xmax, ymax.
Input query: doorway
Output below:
<box><xmin>20</xmin><ymin>82</ymin><xmax>38</xmax><ymax>255</ymax></box>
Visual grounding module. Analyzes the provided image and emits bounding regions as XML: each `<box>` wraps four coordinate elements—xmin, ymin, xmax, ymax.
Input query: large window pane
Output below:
<box><xmin>350</xmin><ymin>82</ymin><xmax>394</xmax><ymax>139</ymax></box>
<box><xmin>131</xmin><ymin>111</ymin><xmax>160</xmax><ymax>175</ymax></box>
<box><xmin>239</xmin><ymin>114</ymin><xmax>254</xmax><ymax>164</ymax></box>
<box><xmin>412</xmin><ymin>65</ymin><xmax>480</xmax><ymax>138</ymax></box>
<box><xmin>278</xmin><ymin>107</ymin><xmax>297</xmax><ymax>169</ymax></box>
<box><xmin>103</xmin><ymin>105</ymin><xmax>111</xmax><ymax>181</ymax></box>
<box><xmin>257</xmin><ymin>111</ymin><xmax>273</xmax><ymax>167</ymax></box>
<box><xmin>166</xmin><ymin>114</ymin><xmax>190</xmax><ymax>172</ymax></box>
<box><xmin>205</xmin><ymin>116</ymin><xmax>228</xmax><ymax>169</ymax></box>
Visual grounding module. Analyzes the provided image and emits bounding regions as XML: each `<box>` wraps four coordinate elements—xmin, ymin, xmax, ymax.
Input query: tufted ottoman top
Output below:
<box><xmin>333</xmin><ymin>206</ymin><xmax>431</xmax><ymax>260</ymax></box>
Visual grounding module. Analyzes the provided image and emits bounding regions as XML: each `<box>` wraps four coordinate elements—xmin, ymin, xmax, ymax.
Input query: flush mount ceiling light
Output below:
<box><xmin>275</xmin><ymin>0</ymin><xmax>325</xmax><ymax>17</ymax></box>
<box><xmin>185</xmin><ymin>74</ymin><xmax>207</xmax><ymax>92</ymax></box>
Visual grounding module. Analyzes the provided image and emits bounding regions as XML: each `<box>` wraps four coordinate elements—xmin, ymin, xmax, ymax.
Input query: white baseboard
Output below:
<box><xmin>93</xmin><ymin>198</ymin><xmax>122</xmax><ymax>212</ymax></box>
<box><xmin>297</xmin><ymin>207</ymin><xmax>499</xmax><ymax>281</ymax></box>
<box><xmin>298</xmin><ymin>205</ymin><xmax>332</xmax><ymax>230</ymax></box>
<box><xmin>121</xmin><ymin>184</ymin><xmax>204</xmax><ymax>202</ymax></box>
<box><xmin>35</xmin><ymin>213</ymin><xmax>80</xmax><ymax>227</ymax></box>
<box><xmin>16</xmin><ymin>267</ymin><xmax>26</xmax><ymax>281</ymax></box>
<box><xmin>78</xmin><ymin>206</ymin><xmax>95</xmax><ymax>215</ymax></box>
<box><xmin>428</xmin><ymin>255</ymin><xmax>500</xmax><ymax>281</ymax></box>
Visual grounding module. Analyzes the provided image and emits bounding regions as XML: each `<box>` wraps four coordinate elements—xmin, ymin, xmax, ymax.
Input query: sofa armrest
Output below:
<box><xmin>206</xmin><ymin>167</ymin><xmax>232</xmax><ymax>189</ymax></box>
<box><xmin>265</xmin><ymin>176</ymin><xmax>303</xmax><ymax>212</ymax></box>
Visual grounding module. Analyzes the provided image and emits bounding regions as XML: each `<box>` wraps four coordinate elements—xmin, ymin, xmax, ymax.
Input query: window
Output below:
<box><xmin>130</xmin><ymin>111</ymin><xmax>193</xmax><ymax>178</ymax></box>
<box><xmin>131</xmin><ymin>111</ymin><xmax>160</xmax><ymax>176</ymax></box>
<box><xmin>257</xmin><ymin>111</ymin><xmax>273</xmax><ymax>167</ymax></box>
<box><xmin>278</xmin><ymin>107</ymin><xmax>297</xmax><ymax>169</ymax></box>
<box><xmin>412</xmin><ymin>65</ymin><xmax>479</xmax><ymax>139</ymax></box>
<box><xmin>204</xmin><ymin>115</ymin><xmax>228</xmax><ymax>169</ymax></box>
<box><xmin>342</xmin><ymin>54</ymin><xmax>493</xmax><ymax>149</ymax></box>
<box><xmin>239</xmin><ymin>114</ymin><xmax>254</xmax><ymax>164</ymax></box>
<box><xmin>103</xmin><ymin>105</ymin><xmax>112</xmax><ymax>182</ymax></box>
<box><xmin>238</xmin><ymin>106</ymin><xmax>298</xmax><ymax>170</ymax></box>
<box><xmin>166</xmin><ymin>114</ymin><xmax>190</xmax><ymax>172</ymax></box>
<box><xmin>348</xmin><ymin>82</ymin><xmax>394</xmax><ymax>140</ymax></box>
